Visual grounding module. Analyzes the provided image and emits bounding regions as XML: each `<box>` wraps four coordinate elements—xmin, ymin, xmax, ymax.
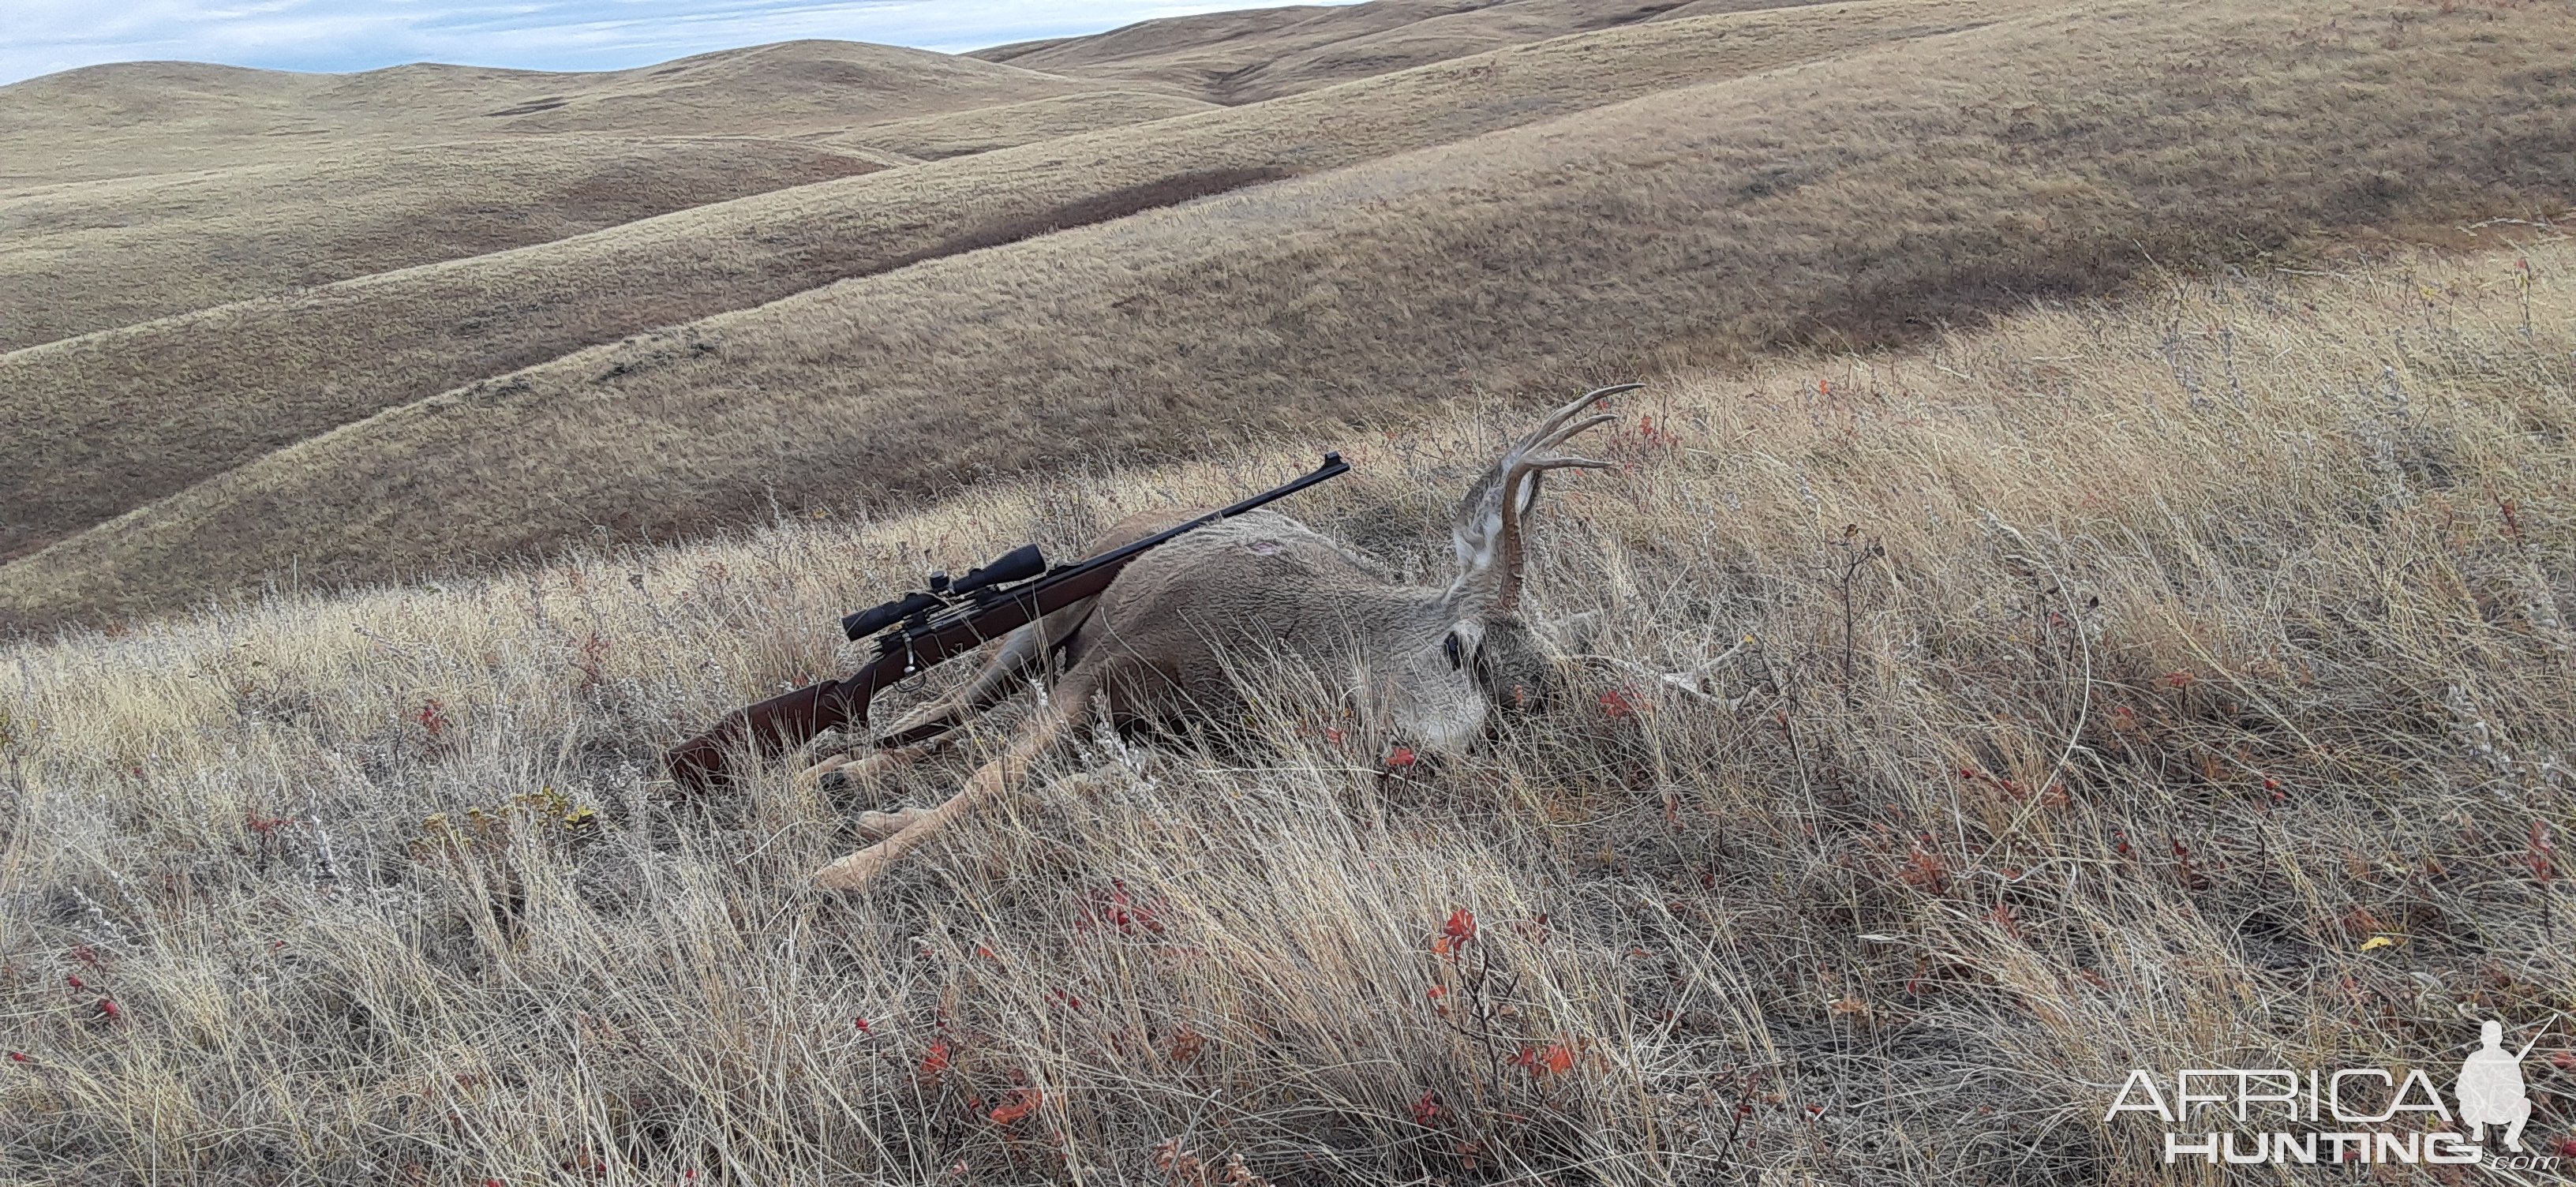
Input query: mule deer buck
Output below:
<box><xmin>808</xmin><ymin>384</ymin><xmax>1636</xmax><ymax>891</ymax></box>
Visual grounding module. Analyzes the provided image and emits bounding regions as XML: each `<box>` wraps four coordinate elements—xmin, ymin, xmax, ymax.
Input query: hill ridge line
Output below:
<box><xmin>0</xmin><ymin>0</ymin><xmax>2035</xmax><ymax>572</ymax></box>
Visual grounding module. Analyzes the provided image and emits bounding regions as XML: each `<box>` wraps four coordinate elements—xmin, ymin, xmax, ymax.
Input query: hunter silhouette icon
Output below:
<box><xmin>2457</xmin><ymin>1020</ymin><xmax>2537</xmax><ymax>1151</ymax></box>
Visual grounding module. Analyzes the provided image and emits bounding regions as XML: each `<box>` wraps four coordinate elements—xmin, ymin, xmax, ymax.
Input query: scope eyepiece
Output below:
<box><xmin>841</xmin><ymin>590</ymin><xmax>945</xmax><ymax>641</ymax></box>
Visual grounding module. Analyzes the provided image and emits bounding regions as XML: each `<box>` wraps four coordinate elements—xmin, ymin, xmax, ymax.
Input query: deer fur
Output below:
<box><xmin>809</xmin><ymin>384</ymin><xmax>1634</xmax><ymax>890</ymax></box>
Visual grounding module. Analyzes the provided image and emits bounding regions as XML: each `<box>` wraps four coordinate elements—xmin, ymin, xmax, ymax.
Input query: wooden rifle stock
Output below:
<box><xmin>663</xmin><ymin>452</ymin><xmax>1348</xmax><ymax>788</ymax></box>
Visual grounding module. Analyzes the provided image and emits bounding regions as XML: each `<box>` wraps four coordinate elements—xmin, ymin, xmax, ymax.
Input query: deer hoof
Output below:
<box><xmin>815</xmin><ymin>844</ymin><xmax>897</xmax><ymax>892</ymax></box>
<box><xmin>855</xmin><ymin>806</ymin><xmax>930</xmax><ymax>841</ymax></box>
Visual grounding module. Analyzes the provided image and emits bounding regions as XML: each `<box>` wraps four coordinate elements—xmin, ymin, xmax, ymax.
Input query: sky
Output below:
<box><xmin>0</xmin><ymin>0</ymin><xmax>1357</xmax><ymax>86</ymax></box>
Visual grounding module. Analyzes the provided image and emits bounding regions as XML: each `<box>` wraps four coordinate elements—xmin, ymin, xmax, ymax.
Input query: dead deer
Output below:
<box><xmin>808</xmin><ymin>384</ymin><xmax>1636</xmax><ymax>891</ymax></box>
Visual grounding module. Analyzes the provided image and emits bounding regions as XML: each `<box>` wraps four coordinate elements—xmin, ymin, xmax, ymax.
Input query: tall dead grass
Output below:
<box><xmin>2</xmin><ymin>239</ymin><xmax>2569</xmax><ymax>1183</ymax></box>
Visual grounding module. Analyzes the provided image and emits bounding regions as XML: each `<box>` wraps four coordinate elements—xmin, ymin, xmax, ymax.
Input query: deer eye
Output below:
<box><xmin>1443</xmin><ymin>631</ymin><xmax>1466</xmax><ymax>670</ymax></box>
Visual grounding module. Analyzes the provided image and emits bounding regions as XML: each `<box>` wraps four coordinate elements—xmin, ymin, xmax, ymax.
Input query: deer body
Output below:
<box><xmin>811</xmin><ymin>386</ymin><xmax>1633</xmax><ymax>890</ymax></box>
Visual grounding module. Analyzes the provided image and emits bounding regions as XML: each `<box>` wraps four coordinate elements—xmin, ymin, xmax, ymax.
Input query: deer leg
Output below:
<box><xmin>792</xmin><ymin>609</ymin><xmax>1086</xmax><ymax>791</ymax></box>
<box><xmin>792</xmin><ymin>742</ymin><xmax>937</xmax><ymax>791</ymax></box>
<box><xmin>814</xmin><ymin>686</ymin><xmax>1092</xmax><ymax>891</ymax></box>
<box><xmin>853</xmin><ymin>805</ymin><xmax>934</xmax><ymax>841</ymax></box>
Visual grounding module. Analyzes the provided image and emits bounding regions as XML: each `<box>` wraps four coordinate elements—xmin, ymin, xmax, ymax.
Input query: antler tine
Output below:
<box><xmin>1449</xmin><ymin>383</ymin><xmax>1637</xmax><ymax>612</ymax></box>
<box><xmin>1508</xmin><ymin>384</ymin><xmax>1642</xmax><ymax>457</ymax></box>
<box><xmin>1505</xmin><ymin>414</ymin><xmax>1619</xmax><ymax>513</ymax></box>
<box><xmin>1537</xmin><ymin>411</ymin><xmax>1620</xmax><ymax>454</ymax></box>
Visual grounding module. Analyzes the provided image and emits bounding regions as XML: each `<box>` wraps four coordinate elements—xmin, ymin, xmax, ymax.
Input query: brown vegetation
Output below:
<box><xmin>828</xmin><ymin>90</ymin><xmax>1220</xmax><ymax>159</ymax></box>
<box><xmin>0</xmin><ymin>0</ymin><xmax>2035</xmax><ymax>576</ymax></box>
<box><xmin>0</xmin><ymin>137</ymin><xmax>885</xmax><ymax>350</ymax></box>
<box><xmin>972</xmin><ymin>0</ymin><xmax>1835</xmax><ymax>101</ymax></box>
<box><xmin>0</xmin><ymin>40</ymin><xmax>1104</xmax><ymax>186</ymax></box>
<box><xmin>6</xmin><ymin>0</ymin><xmax>2570</xmax><ymax>631</ymax></box>
<box><xmin>2</xmin><ymin>238</ymin><xmax>2566</xmax><ymax>1182</ymax></box>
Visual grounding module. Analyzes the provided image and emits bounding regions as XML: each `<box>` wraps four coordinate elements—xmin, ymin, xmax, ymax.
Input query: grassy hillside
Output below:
<box><xmin>0</xmin><ymin>0</ymin><xmax>2032</xmax><ymax>574</ymax></box>
<box><xmin>0</xmin><ymin>41</ymin><xmax>1107</xmax><ymax>188</ymax></box>
<box><xmin>972</xmin><ymin>0</ymin><xmax>1829</xmax><ymax>101</ymax></box>
<box><xmin>7</xmin><ymin>0</ymin><xmax>2570</xmax><ymax>630</ymax></box>
<box><xmin>2</xmin><ymin>238</ymin><xmax>2565</xmax><ymax>1183</ymax></box>
<box><xmin>0</xmin><ymin>137</ymin><xmax>887</xmax><ymax>350</ymax></box>
<box><xmin>825</xmin><ymin>91</ymin><xmax>1222</xmax><ymax>159</ymax></box>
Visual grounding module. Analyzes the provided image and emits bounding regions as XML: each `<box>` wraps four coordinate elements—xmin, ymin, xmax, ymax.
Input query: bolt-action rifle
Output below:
<box><xmin>664</xmin><ymin>452</ymin><xmax>1350</xmax><ymax>788</ymax></box>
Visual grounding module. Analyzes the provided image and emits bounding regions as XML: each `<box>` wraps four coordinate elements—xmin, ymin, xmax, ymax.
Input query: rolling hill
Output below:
<box><xmin>0</xmin><ymin>0</ymin><xmax>2042</xmax><ymax>576</ymax></box>
<box><xmin>3</xmin><ymin>0</ymin><xmax>2569</xmax><ymax>629</ymax></box>
<box><xmin>2</xmin><ymin>0</ymin><xmax>2573</xmax><ymax>631</ymax></box>
<box><xmin>3</xmin><ymin>230</ymin><xmax>2567</xmax><ymax>1184</ymax></box>
<box><xmin>3</xmin><ymin>2</ymin><xmax>2574</xmax><ymax>1180</ymax></box>
<box><xmin>0</xmin><ymin>39</ymin><xmax>1139</xmax><ymax>348</ymax></box>
<box><xmin>820</xmin><ymin>91</ymin><xmax>1222</xmax><ymax>159</ymax></box>
<box><xmin>0</xmin><ymin>137</ymin><xmax>889</xmax><ymax>350</ymax></box>
<box><xmin>0</xmin><ymin>40</ymin><xmax>1114</xmax><ymax>187</ymax></box>
<box><xmin>972</xmin><ymin>0</ymin><xmax>1835</xmax><ymax>101</ymax></box>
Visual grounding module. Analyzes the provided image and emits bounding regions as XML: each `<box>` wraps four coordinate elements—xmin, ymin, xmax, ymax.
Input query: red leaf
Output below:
<box><xmin>1442</xmin><ymin>908</ymin><xmax>1477</xmax><ymax>946</ymax></box>
<box><xmin>989</xmin><ymin>1087</ymin><xmax>1042</xmax><ymax>1125</ymax></box>
<box><xmin>919</xmin><ymin>1039</ymin><xmax>952</xmax><ymax>1077</ymax></box>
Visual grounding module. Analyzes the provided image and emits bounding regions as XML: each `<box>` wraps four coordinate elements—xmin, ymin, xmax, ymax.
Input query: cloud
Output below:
<box><xmin>0</xmin><ymin>0</ymin><xmax>1348</xmax><ymax>85</ymax></box>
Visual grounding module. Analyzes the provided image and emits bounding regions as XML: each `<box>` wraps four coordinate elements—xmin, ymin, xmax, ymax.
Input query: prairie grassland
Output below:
<box><xmin>971</xmin><ymin>0</ymin><xmax>1829</xmax><ymax>101</ymax></box>
<box><xmin>0</xmin><ymin>0</ymin><xmax>2040</xmax><ymax>573</ymax></box>
<box><xmin>2</xmin><ymin>237</ymin><xmax>2569</xmax><ymax>1184</ymax></box>
<box><xmin>0</xmin><ymin>137</ymin><xmax>886</xmax><ymax>350</ymax></box>
<box><xmin>0</xmin><ymin>42</ymin><xmax>1102</xmax><ymax>188</ymax></box>
<box><xmin>822</xmin><ymin>92</ymin><xmax>1220</xmax><ymax>160</ymax></box>
<box><xmin>13</xmin><ymin>0</ymin><xmax>2574</xmax><ymax>630</ymax></box>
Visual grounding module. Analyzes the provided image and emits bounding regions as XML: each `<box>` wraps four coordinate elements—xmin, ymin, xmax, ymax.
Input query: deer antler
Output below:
<box><xmin>1447</xmin><ymin>384</ymin><xmax>1636</xmax><ymax>614</ymax></box>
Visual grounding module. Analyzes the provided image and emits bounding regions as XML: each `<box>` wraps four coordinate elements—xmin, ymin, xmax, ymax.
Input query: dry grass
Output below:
<box><xmin>0</xmin><ymin>137</ymin><xmax>885</xmax><ymax>350</ymax></box>
<box><xmin>0</xmin><ymin>41</ymin><xmax>1103</xmax><ymax>189</ymax></box>
<box><xmin>824</xmin><ymin>92</ymin><xmax>1221</xmax><ymax>160</ymax></box>
<box><xmin>971</xmin><ymin>0</ymin><xmax>1833</xmax><ymax>102</ymax></box>
<box><xmin>3</xmin><ymin>235</ymin><xmax>2570</xmax><ymax>1184</ymax></box>
<box><xmin>0</xmin><ymin>0</ymin><xmax>2032</xmax><ymax>573</ymax></box>
<box><xmin>10</xmin><ymin>0</ymin><xmax>2572</xmax><ymax>631</ymax></box>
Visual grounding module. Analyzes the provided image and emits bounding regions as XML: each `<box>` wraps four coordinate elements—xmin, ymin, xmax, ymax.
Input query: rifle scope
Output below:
<box><xmin>839</xmin><ymin>543</ymin><xmax>1050</xmax><ymax>641</ymax></box>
